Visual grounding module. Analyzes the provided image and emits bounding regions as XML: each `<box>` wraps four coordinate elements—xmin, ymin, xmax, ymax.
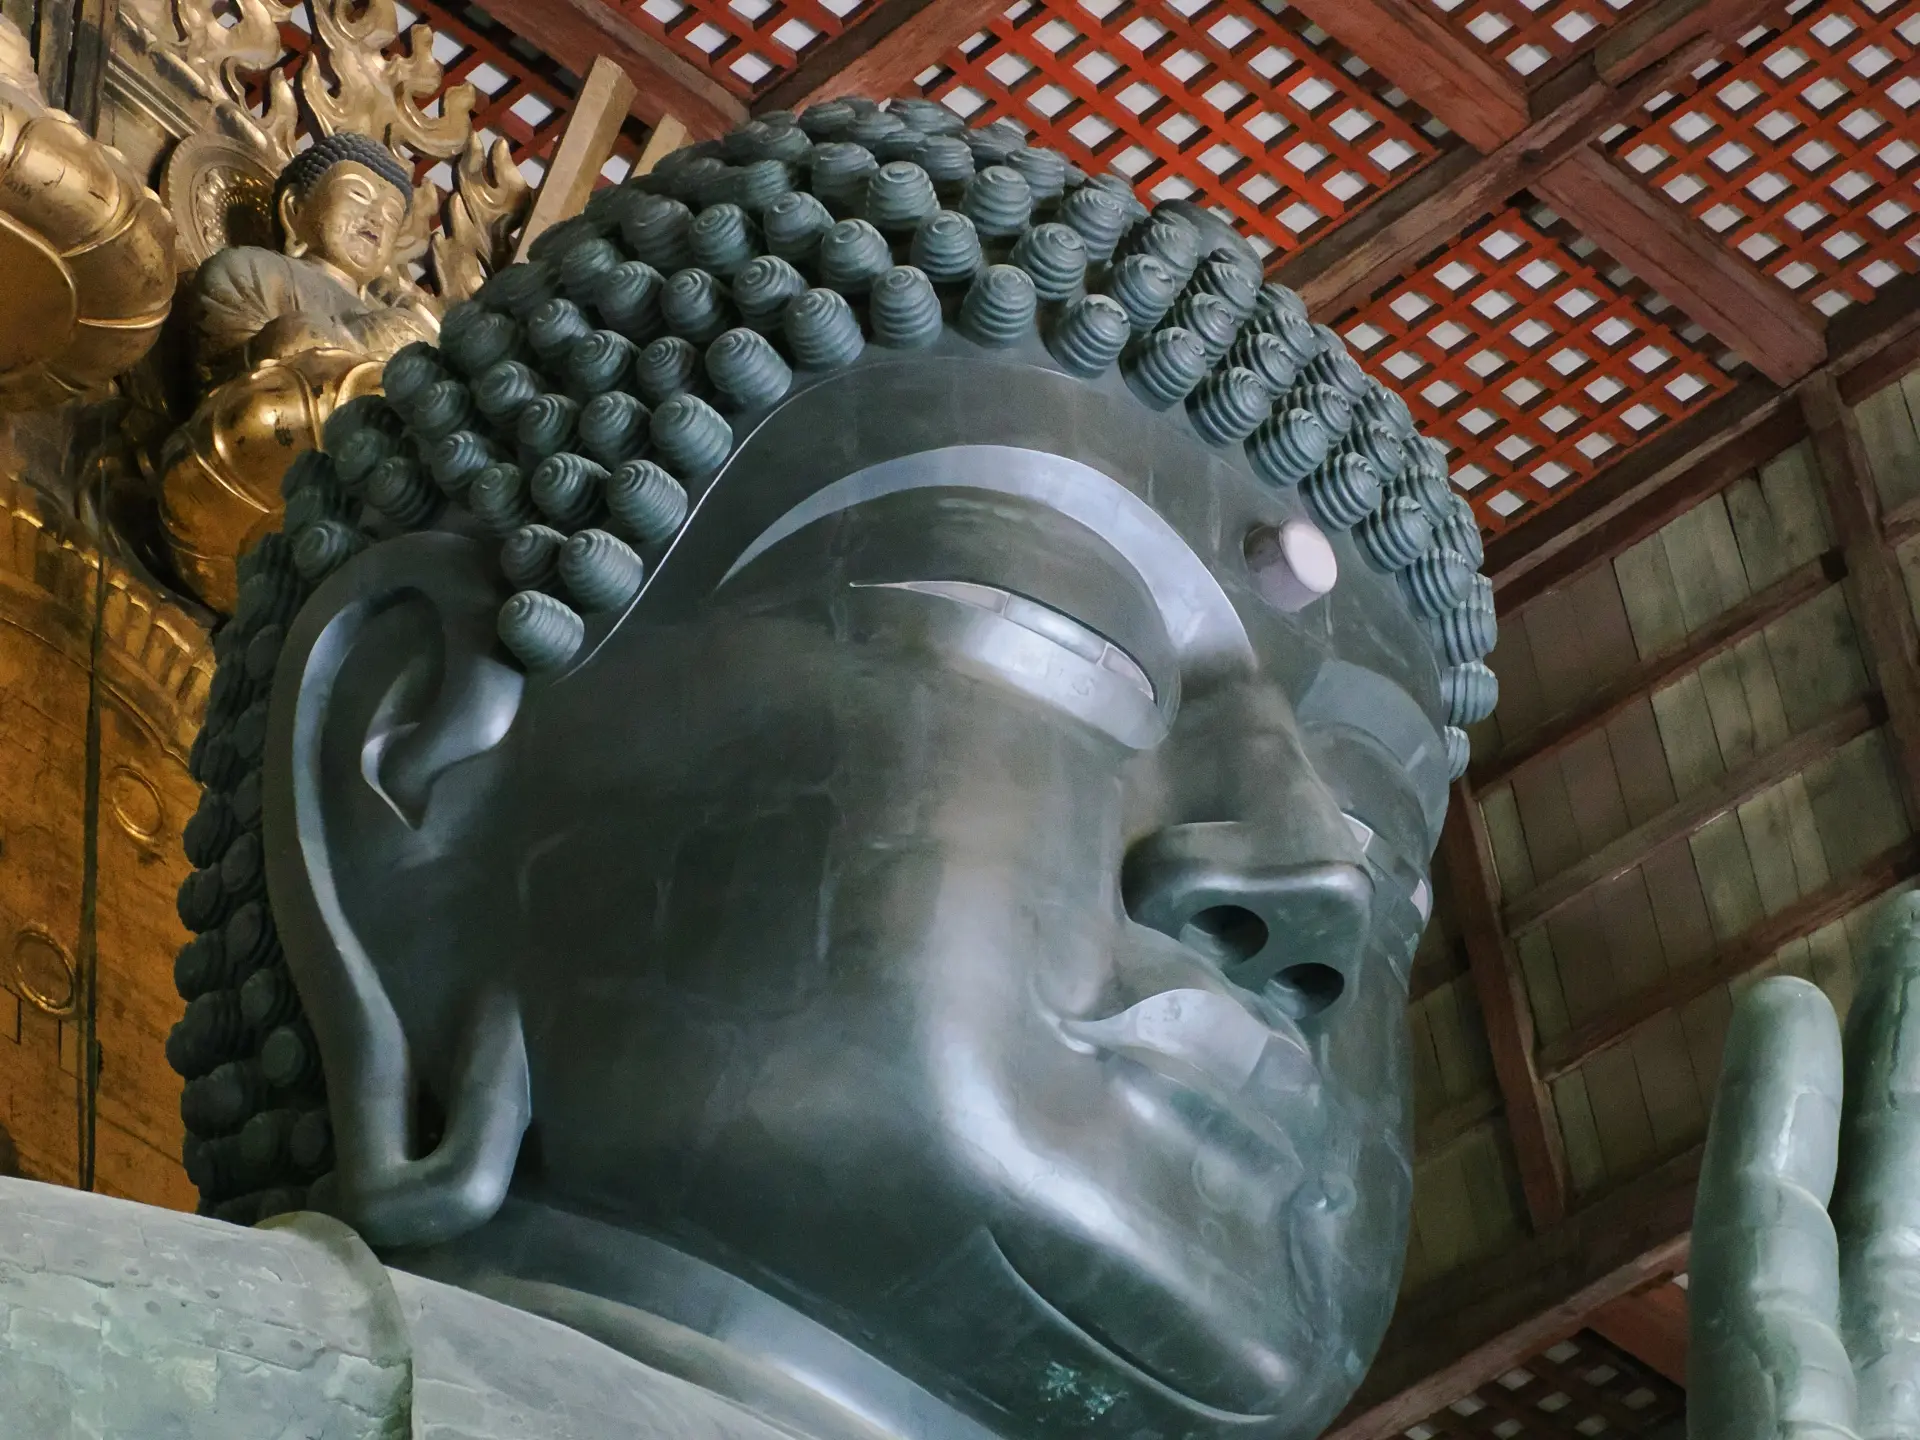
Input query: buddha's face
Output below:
<box><xmin>276</xmin><ymin>350</ymin><xmax>1450</xmax><ymax>1440</ymax></box>
<box><xmin>279</xmin><ymin>159</ymin><xmax>405</xmax><ymax>288</ymax></box>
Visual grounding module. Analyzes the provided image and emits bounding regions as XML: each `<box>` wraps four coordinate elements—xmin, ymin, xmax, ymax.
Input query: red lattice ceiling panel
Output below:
<box><xmin>1419</xmin><ymin>0</ymin><xmax>1644</xmax><ymax>82</ymax></box>
<box><xmin>1339</xmin><ymin>206</ymin><xmax>1737</xmax><ymax>533</ymax></box>
<box><xmin>1401</xmin><ymin>1329</ymin><xmax>1684</xmax><ymax>1438</ymax></box>
<box><xmin>608</xmin><ymin>0</ymin><xmax>883</xmax><ymax>100</ymax></box>
<box><xmin>914</xmin><ymin>0</ymin><xmax>1448</xmax><ymax>259</ymax></box>
<box><xmin>1603</xmin><ymin>0</ymin><xmax>1920</xmax><ymax>314</ymax></box>
<box><xmin>255</xmin><ymin>2</ymin><xmax>652</xmax><ymax>186</ymax></box>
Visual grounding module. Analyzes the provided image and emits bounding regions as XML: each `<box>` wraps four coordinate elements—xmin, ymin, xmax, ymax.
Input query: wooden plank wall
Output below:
<box><xmin>1401</xmin><ymin>369</ymin><xmax>1920</xmax><ymax>1288</ymax></box>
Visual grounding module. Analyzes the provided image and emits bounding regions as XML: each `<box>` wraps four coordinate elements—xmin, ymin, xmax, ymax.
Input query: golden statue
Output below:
<box><xmin>159</xmin><ymin>133</ymin><xmax>439</xmax><ymax>612</ymax></box>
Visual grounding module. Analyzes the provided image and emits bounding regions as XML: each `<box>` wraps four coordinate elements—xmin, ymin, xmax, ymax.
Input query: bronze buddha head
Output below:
<box><xmin>274</xmin><ymin>131</ymin><xmax>413</xmax><ymax>290</ymax></box>
<box><xmin>174</xmin><ymin>102</ymin><xmax>1497</xmax><ymax>1440</ymax></box>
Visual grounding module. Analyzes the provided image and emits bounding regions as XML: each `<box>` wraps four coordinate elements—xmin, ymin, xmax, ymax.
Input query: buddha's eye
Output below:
<box><xmin>857</xmin><ymin>579</ymin><xmax>1154</xmax><ymax>702</ymax></box>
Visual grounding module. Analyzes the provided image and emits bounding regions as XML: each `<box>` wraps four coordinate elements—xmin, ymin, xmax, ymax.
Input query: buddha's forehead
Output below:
<box><xmin>616</xmin><ymin>334</ymin><xmax>1443</xmax><ymax>715</ymax></box>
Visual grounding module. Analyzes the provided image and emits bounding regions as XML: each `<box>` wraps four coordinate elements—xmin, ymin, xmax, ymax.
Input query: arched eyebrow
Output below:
<box><xmin>717</xmin><ymin>444</ymin><xmax>1254</xmax><ymax>678</ymax></box>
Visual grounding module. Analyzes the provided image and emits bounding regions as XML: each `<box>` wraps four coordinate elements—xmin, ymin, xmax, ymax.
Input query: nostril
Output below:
<box><xmin>1267</xmin><ymin>962</ymin><xmax>1344</xmax><ymax>1020</ymax></box>
<box><xmin>1178</xmin><ymin>905</ymin><xmax>1269</xmax><ymax>968</ymax></box>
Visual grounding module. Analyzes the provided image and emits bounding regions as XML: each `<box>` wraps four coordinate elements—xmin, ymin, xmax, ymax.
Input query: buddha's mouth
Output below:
<box><xmin>1061</xmin><ymin>986</ymin><xmax>1319</xmax><ymax>1151</ymax></box>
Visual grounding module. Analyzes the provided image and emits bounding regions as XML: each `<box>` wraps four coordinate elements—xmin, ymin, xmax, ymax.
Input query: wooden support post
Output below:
<box><xmin>1440</xmin><ymin>780</ymin><xmax>1568</xmax><ymax>1230</ymax></box>
<box><xmin>631</xmin><ymin>115</ymin><xmax>691</xmax><ymax>181</ymax></box>
<box><xmin>1803</xmin><ymin>373</ymin><xmax>1920</xmax><ymax>824</ymax></box>
<box><xmin>63</xmin><ymin>0</ymin><xmax>116</xmax><ymax>132</ymax></box>
<box><xmin>474</xmin><ymin>0</ymin><xmax>746</xmax><ymax>138</ymax></box>
<box><xmin>755</xmin><ymin>0</ymin><xmax>1011</xmax><ymax>114</ymax></box>
<box><xmin>1477</xmin><ymin>550</ymin><xmax>1845</xmax><ymax>786</ymax></box>
<box><xmin>1537</xmin><ymin>836</ymin><xmax>1920</xmax><ymax>1080</ymax></box>
<box><xmin>514</xmin><ymin>57</ymin><xmax>638</xmax><ymax>264</ymax></box>
<box><xmin>1505</xmin><ymin>698</ymin><xmax>1882</xmax><ymax>934</ymax></box>
<box><xmin>1324</xmin><ymin>1148</ymin><xmax>1698</xmax><ymax>1440</ymax></box>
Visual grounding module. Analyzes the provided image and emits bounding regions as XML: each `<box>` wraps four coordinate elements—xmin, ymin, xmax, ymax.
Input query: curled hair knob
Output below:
<box><xmin>498</xmin><ymin>590</ymin><xmax>585</xmax><ymax>672</ymax></box>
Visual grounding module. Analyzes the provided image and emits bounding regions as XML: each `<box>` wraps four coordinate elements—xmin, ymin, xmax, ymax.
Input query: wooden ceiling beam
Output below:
<box><xmin>1440</xmin><ymin>781</ymin><xmax>1568</xmax><ymax>1230</ymax></box>
<box><xmin>1486</xmin><ymin>271</ymin><xmax>1920</xmax><ymax>609</ymax></box>
<box><xmin>1532</xmin><ymin>149</ymin><xmax>1826</xmax><ymax>386</ymax></box>
<box><xmin>1594</xmin><ymin>0</ymin><xmax>1785</xmax><ymax>83</ymax></box>
<box><xmin>1586</xmin><ymin>1281</ymin><xmax>1689</xmax><ymax>1386</ymax></box>
<box><xmin>754</xmin><ymin>0</ymin><xmax>1010</xmax><ymax>114</ymax></box>
<box><xmin>1282</xmin><ymin>0</ymin><xmax>1527</xmax><ymax>151</ymax></box>
<box><xmin>474</xmin><ymin>0</ymin><xmax>747</xmax><ymax>138</ymax></box>
<box><xmin>1278</xmin><ymin>31</ymin><xmax>1731</xmax><ymax>318</ymax></box>
<box><xmin>1474</xmin><ymin>548</ymin><xmax>1845</xmax><ymax>788</ymax></box>
<box><xmin>1324</xmin><ymin>1147</ymin><xmax>1698</xmax><ymax>1440</ymax></box>
<box><xmin>1538</xmin><ymin>835</ymin><xmax>1920</xmax><ymax>1081</ymax></box>
<box><xmin>1487</xmin><ymin>383</ymin><xmax>1797</xmax><ymax>610</ymax></box>
<box><xmin>1505</xmin><ymin>697</ymin><xmax>1883</xmax><ymax>934</ymax></box>
<box><xmin>1802</xmin><ymin>373</ymin><xmax>1920</xmax><ymax>825</ymax></box>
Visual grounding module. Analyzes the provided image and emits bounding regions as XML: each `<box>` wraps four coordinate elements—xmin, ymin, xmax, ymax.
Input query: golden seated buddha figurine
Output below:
<box><xmin>160</xmin><ymin>131</ymin><xmax>436</xmax><ymax>612</ymax></box>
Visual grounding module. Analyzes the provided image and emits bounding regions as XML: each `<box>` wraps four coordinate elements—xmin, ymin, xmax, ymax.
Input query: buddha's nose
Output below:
<box><xmin>1122</xmin><ymin>822</ymin><xmax>1372</xmax><ymax>1020</ymax></box>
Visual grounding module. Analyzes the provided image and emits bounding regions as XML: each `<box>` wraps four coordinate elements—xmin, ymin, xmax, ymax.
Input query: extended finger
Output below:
<box><xmin>1692</xmin><ymin>976</ymin><xmax>1855</xmax><ymax>1440</ymax></box>
<box><xmin>1834</xmin><ymin>892</ymin><xmax>1920</xmax><ymax>1440</ymax></box>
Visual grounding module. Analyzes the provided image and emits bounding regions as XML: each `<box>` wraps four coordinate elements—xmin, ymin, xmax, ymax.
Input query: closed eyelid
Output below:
<box><xmin>856</xmin><ymin>579</ymin><xmax>1155</xmax><ymax>702</ymax></box>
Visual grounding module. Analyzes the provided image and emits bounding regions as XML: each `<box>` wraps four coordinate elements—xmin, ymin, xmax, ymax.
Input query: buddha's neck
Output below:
<box><xmin>393</xmin><ymin>1197</ymin><xmax>1005</xmax><ymax>1440</ymax></box>
<box><xmin>292</xmin><ymin>248</ymin><xmax>368</xmax><ymax>300</ymax></box>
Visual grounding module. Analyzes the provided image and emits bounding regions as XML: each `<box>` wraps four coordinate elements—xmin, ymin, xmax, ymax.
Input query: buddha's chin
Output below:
<box><xmin>986</xmin><ymin>1225</ymin><xmax>1343</xmax><ymax>1429</ymax></box>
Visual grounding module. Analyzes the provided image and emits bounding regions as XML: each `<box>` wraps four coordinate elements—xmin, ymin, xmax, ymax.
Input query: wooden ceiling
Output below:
<box><xmin>255</xmin><ymin>0</ymin><xmax>1919</xmax><ymax>542</ymax></box>
<box><xmin>237</xmin><ymin>2</ymin><xmax>1920</xmax><ymax>1436</ymax></box>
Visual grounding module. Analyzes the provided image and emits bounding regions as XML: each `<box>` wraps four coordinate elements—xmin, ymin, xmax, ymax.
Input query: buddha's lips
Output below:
<box><xmin>1063</xmin><ymin>987</ymin><xmax>1315</xmax><ymax>1101</ymax></box>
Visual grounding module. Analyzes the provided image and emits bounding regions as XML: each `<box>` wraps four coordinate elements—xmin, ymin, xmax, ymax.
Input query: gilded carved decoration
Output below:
<box><xmin>429</xmin><ymin>132</ymin><xmax>533</xmax><ymax>304</ymax></box>
<box><xmin>128</xmin><ymin>0</ymin><xmax>522</xmax><ymax>303</ymax></box>
<box><xmin>0</xmin><ymin>19</ymin><xmax>176</xmax><ymax>410</ymax></box>
<box><xmin>158</xmin><ymin>133</ymin><xmax>278</xmax><ymax>268</ymax></box>
<box><xmin>133</xmin><ymin>0</ymin><xmax>532</xmax><ymax>611</ymax></box>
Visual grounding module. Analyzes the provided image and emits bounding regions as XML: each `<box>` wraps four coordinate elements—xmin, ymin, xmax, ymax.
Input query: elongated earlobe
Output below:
<box><xmin>279</xmin><ymin>188</ymin><xmax>307</xmax><ymax>258</ymax></box>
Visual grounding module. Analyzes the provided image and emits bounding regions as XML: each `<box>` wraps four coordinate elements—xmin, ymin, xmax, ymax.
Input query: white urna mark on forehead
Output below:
<box><xmin>1245</xmin><ymin>520</ymin><xmax>1336</xmax><ymax>614</ymax></box>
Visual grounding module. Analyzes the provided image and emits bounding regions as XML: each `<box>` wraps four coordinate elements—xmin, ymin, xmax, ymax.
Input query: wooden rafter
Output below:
<box><xmin>1281</xmin><ymin>0</ymin><xmax>1525</xmax><ymax>151</ymax></box>
<box><xmin>755</xmin><ymin>0</ymin><xmax>1011</xmax><ymax>114</ymax></box>
<box><xmin>1802</xmin><ymin>373</ymin><xmax>1920</xmax><ymax>824</ymax></box>
<box><xmin>1532</xmin><ymin>150</ymin><xmax>1827</xmax><ymax>387</ymax></box>
<box><xmin>1326</xmin><ymin>1148</ymin><xmax>1698</xmax><ymax>1440</ymax></box>
<box><xmin>1439</xmin><ymin>781</ymin><xmax>1569</xmax><ymax>1230</ymax></box>
<box><xmin>1290</xmin><ymin>0</ymin><xmax>1827</xmax><ymax>388</ymax></box>
<box><xmin>1593</xmin><ymin>0</ymin><xmax>1789</xmax><ymax>82</ymax></box>
<box><xmin>1488</xmin><ymin>272</ymin><xmax>1920</xmax><ymax>608</ymax></box>
<box><xmin>1276</xmin><ymin>30</ymin><xmax>1734</xmax><ymax>319</ymax></box>
<box><xmin>1476</xmin><ymin>548</ymin><xmax>1846</xmax><ymax>787</ymax></box>
<box><xmin>473</xmin><ymin>0</ymin><xmax>747</xmax><ymax>137</ymax></box>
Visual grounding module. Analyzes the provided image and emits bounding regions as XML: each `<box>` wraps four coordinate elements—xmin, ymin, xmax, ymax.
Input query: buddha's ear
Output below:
<box><xmin>277</xmin><ymin>186</ymin><xmax>305</xmax><ymax>254</ymax></box>
<box><xmin>270</xmin><ymin>530</ymin><xmax>524</xmax><ymax>834</ymax></box>
<box><xmin>262</xmin><ymin>530</ymin><xmax>530</xmax><ymax>1246</ymax></box>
